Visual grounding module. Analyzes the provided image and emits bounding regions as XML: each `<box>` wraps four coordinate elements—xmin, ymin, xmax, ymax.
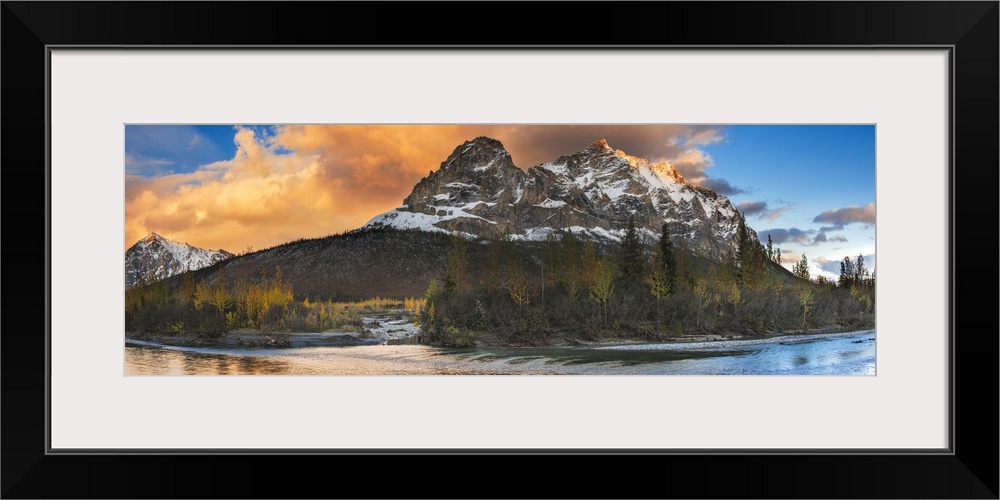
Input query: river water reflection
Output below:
<box><xmin>126</xmin><ymin>330</ymin><xmax>875</xmax><ymax>375</ymax></box>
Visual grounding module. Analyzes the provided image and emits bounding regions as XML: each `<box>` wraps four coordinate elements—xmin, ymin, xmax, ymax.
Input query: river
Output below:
<box><xmin>125</xmin><ymin>329</ymin><xmax>875</xmax><ymax>375</ymax></box>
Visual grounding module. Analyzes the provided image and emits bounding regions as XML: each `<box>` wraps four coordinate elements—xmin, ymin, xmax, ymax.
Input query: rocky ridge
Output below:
<box><xmin>365</xmin><ymin>136</ymin><xmax>749</xmax><ymax>259</ymax></box>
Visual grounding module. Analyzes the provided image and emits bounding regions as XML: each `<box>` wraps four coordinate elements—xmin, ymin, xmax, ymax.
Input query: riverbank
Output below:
<box><xmin>126</xmin><ymin>330</ymin><xmax>399</xmax><ymax>349</ymax></box>
<box><xmin>126</xmin><ymin>331</ymin><xmax>293</xmax><ymax>348</ymax></box>
<box><xmin>592</xmin><ymin>329</ymin><xmax>875</xmax><ymax>351</ymax></box>
<box><xmin>470</xmin><ymin>322</ymin><xmax>873</xmax><ymax>348</ymax></box>
<box><xmin>126</xmin><ymin>315</ymin><xmax>872</xmax><ymax>350</ymax></box>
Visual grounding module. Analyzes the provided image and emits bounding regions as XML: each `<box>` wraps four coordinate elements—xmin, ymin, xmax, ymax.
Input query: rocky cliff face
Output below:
<box><xmin>125</xmin><ymin>233</ymin><xmax>233</xmax><ymax>288</ymax></box>
<box><xmin>365</xmin><ymin>136</ymin><xmax>750</xmax><ymax>260</ymax></box>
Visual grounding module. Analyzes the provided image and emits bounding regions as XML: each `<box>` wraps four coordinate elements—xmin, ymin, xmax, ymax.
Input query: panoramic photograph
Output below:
<box><xmin>124</xmin><ymin>124</ymin><xmax>876</xmax><ymax>375</ymax></box>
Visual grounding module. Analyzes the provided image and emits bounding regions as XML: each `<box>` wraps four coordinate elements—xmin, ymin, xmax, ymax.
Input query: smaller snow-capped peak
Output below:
<box><xmin>134</xmin><ymin>232</ymin><xmax>193</xmax><ymax>258</ymax></box>
<box><xmin>125</xmin><ymin>233</ymin><xmax>234</xmax><ymax>288</ymax></box>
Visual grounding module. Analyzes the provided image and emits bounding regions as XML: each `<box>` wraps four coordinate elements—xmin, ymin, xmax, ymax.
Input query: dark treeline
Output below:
<box><xmin>124</xmin><ymin>221</ymin><xmax>874</xmax><ymax>345</ymax></box>
<box><xmin>420</xmin><ymin>216</ymin><xmax>876</xmax><ymax>346</ymax></box>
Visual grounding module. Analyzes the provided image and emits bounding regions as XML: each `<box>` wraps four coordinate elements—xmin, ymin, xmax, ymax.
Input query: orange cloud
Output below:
<box><xmin>125</xmin><ymin>129</ymin><xmax>343</xmax><ymax>252</ymax></box>
<box><xmin>125</xmin><ymin>125</ymin><xmax>727</xmax><ymax>252</ymax></box>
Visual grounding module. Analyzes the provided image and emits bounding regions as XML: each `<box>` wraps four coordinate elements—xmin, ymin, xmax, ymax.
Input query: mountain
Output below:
<box><xmin>138</xmin><ymin>137</ymin><xmax>764</xmax><ymax>300</ymax></box>
<box><xmin>364</xmin><ymin>137</ymin><xmax>747</xmax><ymax>259</ymax></box>
<box><xmin>125</xmin><ymin>233</ymin><xmax>233</xmax><ymax>288</ymax></box>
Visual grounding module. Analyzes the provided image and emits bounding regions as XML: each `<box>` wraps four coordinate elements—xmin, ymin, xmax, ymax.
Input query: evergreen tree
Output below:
<box><xmin>766</xmin><ymin>234</ymin><xmax>774</xmax><ymax>263</ymax></box>
<box><xmin>793</xmin><ymin>254</ymin><xmax>810</xmax><ymax>281</ymax></box>
<box><xmin>657</xmin><ymin>223</ymin><xmax>677</xmax><ymax>294</ymax></box>
<box><xmin>735</xmin><ymin>213</ymin><xmax>764</xmax><ymax>288</ymax></box>
<box><xmin>854</xmin><ymin>254</ymin><xmax>867</xmax><ymax>289</ymax></box>
<box><xmin>620</xmin><ymin>216</ymin><xmax>646</xmax><ymax>282</ymax></box>
<box><xmin>839</xmin><ymin>256</ymin><xmax>855</xmax><ymax>288</ymax></box>
<box><xmin>736</xmin><ymin>214</ymin><xmax>751</xmax><ymax>267</ymax></box>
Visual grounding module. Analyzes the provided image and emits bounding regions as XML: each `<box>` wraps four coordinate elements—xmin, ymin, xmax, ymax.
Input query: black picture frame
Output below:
<box><xmin>3</xmin><ymin>2</ymin><xmax>997</xmax><ymax>498</ymax></box>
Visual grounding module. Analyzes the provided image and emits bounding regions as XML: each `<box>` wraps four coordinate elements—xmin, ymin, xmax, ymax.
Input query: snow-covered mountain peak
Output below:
<box><xmin>125</xmin><ymin>233</ymin><xmax>234</xmax><ymax>288</ymax></box>
<box><xmin>402</xmin><ymin>136</ymin><xmax>524</xmax><ymax>208</ymax></box>
<box><xmin>365</xmin><ymin>137</ymin><xmax>751</xmax><ymax>260</ymax></box>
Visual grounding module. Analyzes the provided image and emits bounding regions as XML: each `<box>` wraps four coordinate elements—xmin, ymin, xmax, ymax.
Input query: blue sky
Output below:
<box><xmin>125</xmin><ymin>124</ymin><xmax>876</xmax><ymax>280</ymax></box>
<box><xmin>703</xmin><ymin>125</ymin><xmax>876</xmax><ymax>279</ymax></box>
<box><xmin>124</xmin><ymin>125</ymin><xmax>240</xmax><ymax>175</ymax></box>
